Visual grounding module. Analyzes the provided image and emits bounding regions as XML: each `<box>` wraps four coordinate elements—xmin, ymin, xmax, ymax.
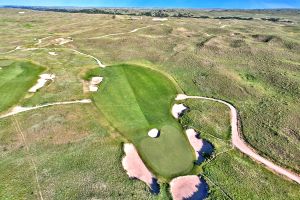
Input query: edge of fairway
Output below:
<box><xmin>85</xmin><ymin>63</ymin><xmax>198</xmax><ymax>181</ymax></box>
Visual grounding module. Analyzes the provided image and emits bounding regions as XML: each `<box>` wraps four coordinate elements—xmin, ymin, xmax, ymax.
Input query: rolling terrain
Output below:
<box><xmin>0</xmin><ymin>8</ymin><xmax>299</xmax><ymax>199</ymax></box>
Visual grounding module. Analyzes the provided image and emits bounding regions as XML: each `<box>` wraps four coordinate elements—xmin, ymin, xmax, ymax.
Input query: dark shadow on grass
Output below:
<box><xmin>150</xmin><ymin>178</ymin><xmax>160</xmax><ymax>195</ymax></box>
<box><xmin>185</xmin><ymin>177</ymin><xmax>209</xmax><ymax>200</ymax></box>
<box><xmin>195</xmin><ymin>138</ymin><xmax>214</xmax><ymax>165</ymax></box>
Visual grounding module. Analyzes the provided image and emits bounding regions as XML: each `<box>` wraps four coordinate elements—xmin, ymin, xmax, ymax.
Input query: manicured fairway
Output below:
<box><xmin>86</xmin><ymin>64</ymin><xmax>195</xmax><ymax>179</ymax></box>
<box><xmin>0</xmin><ymin>60</ymin><xmax>45</xmax><ymax>112</ymax></box>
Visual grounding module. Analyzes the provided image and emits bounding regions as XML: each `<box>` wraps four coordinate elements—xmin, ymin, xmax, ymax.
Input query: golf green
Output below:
<box><xmin>0</xmin><ymin>60</ymin><xmax>45</xmax><ymax>113</ymax></box>
<box><xmin>86</xmin><ymin>64</ymin><xmax>195</xmax><ymax>179</ymax></box>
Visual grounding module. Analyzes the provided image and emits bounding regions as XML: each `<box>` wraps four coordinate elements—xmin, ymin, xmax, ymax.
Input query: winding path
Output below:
<box><xmin>88</xmin><ymin>24</ymin><xmax>163</xmax><ymax>39</ymax></box>
<box><xmin>0</xmin><ymin>99</ymin><xmax>92</xmax><ymax>119</ymax></box>
<box><xmin>176</xmin><ymin>94</ymin><xmax>300</xmax><ymax>184</ymax></box>
<box><xmin>70</xmin><ymin>49</ymin><xmax>106</xmax><ymax>68</ymax></box>
<box><xmin>0</xmin><ymin>46</ymin><xmax>22</xmax><ymax>54</ymax></box>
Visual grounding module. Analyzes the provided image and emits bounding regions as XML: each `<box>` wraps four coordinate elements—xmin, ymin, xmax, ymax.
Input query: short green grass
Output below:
<box><xmin>85</xmin><ymin>64</ymin><xmax>195</xmax><ymax>180</ymax></box>
<box><xmin>0</xmin><ymin>60</ymin><xmax>45</xmax><ymax>113</ymax></box>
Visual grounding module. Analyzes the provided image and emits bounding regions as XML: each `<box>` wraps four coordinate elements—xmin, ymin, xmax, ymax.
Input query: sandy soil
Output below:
<box><xmin>186</xmin><ymin>129</ymin><xmax>204</xmax><ymax>160</ymax></box>
<box><xmin>48</xmin><ymin>52</ymin><xmax>57</xmax><ymax>56</ymax></box>
<box><xmin>54</xmin><ymin>38</ymin><xmax>73</xmax><ymax>45</ymax></box>
<box><xmin>82</xmin><ymin>80</ymin><xmax>90</xmax><ymax>93</ymax></box>
<box><xmin>148</xmin><ymin>128</ymin><xmax>159</xmax><ymax>138</ymax></box>
<box><xmin>29</xmin><ymin>74</ymin><xmax>55</xmax><ymax>93</ymax></box>
<box><xmin>152</xmin><ymin>18</ymin><xmax>168</xmax><ymax>21</ymax></box>
<box><xmin>170</xmin><ymin>175</ymin><xmax>201</xmax><ymax>200</ymax></box>
<box><xmin>176</xmin><ymin>94</ymin><xmax>300</xmax><ymax>184</ymax></box>
<box><xmin>172</xmin><ymin>103</ymin><xmax>187</xmax><ymax>119</ymax></box>
<box><xmin>122</xmin><ymin>143</ymin><xmax>155</xmax><ymax>187</ymax></box>
<box><xmin>89</xmin><ymin>77</ymin><xmax>103</xmax><ymax>92</ymax></box>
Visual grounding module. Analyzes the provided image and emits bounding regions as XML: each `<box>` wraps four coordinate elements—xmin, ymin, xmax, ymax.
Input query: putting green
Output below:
<box><xmin>0</xmin><ymin>60</ymin><xmax>45</xmax><ymax>113</ymax></box>
<box><xmin>86</xmin><ymin>64</ymin><xmax>195</xmax><ymax>179</ymax></box>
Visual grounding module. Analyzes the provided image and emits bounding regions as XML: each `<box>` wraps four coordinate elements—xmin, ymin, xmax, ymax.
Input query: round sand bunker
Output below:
<box><xmin>170</xmin><ymin>175</ymin><xmax>208</xmax><ymax>200</ymax></box>
<box><xmin>148</xmin><ymin>128</ymin><xmax>160</xmax><ymax>138</ymax></box>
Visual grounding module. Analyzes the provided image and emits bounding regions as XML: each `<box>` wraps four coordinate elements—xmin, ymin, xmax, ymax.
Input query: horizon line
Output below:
<box><xmin>1</xmin><ymin>5</ymin><xmax>300</xmax><ymax>10</ymax></box>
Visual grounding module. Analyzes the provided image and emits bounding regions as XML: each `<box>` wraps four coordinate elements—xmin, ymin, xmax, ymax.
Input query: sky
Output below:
<box><xmin>0</xmin><ymin>0</ymin><xmax>300</xmax><ymax>9</ymax></box>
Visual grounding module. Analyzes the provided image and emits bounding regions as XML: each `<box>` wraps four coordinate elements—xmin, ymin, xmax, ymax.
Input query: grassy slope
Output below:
<box><xmin>86</xmin><ymin>64</ymin><xmax>195</xmax><ymax>180</ymax></box>
<box><xmin>0</xmin><ymin>60</ymin><xmax>44</xmax><ymax>112</ymax></box>
<box><xmin>0</xmin><ymin>104</ymin><xmax>162</xmax><ymax>200</ymax></box>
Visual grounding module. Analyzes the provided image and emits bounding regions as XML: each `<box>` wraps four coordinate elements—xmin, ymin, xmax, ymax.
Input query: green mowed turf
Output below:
<box><xmin>0</xmin><ymin>60</ymin><xmax>45</xmax><ymax>113</ymax></box>
<box><xmin>85</xmin><ymin>64</ymin><xmax>195</xmax><ymax>179</ymax></box>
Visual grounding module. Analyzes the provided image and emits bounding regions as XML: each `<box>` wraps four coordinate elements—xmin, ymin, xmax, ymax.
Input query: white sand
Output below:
<box><xmin>175</xmin><ymin>94</ymin><xmax>300</xmax><ymax>184</ymax></box>
<box><xmin>122</xmin><ymin>143</ymin><xmax>154</xmax><ymax>187</ymax></box>
<box><xmin>153</xmin><ymin>18</ymin><xmax>168</xmax><ymax>21</ymax></box>
<box><xmin>148</xmin><ymin>128</ymin><xmax>159</xmax><ymax>138</ymax></box>
<box><xmin>170</xmin><ymin>175</ymin><xmax>201</xmax><ymax>200</ymax></box>
<box><xmin>89</xmin><ymin>77</ymin><xmax>103</xmax><ymax>92</ymax></box>
<box><xmin>171</xmin><ymin>103</ymin><xmax>187</xmax><ymax>119</ymax></box>
<box><xmin>18</xmin><ymin>11</ymin><xmax>25</xmax><ymax>14</ymax></box>
<box><xmin>89</xmin><ymin>85</ymin><xmax>99</xmax><ymax>92</ymax></box>
<box><xmin>29</xmin><ymin>74</ymin><xmax>55</xmax><ymax>93</ymax></box>
<box><xmin>54</xmin><ymin>38</ymin><xmax>73</xmax><ymax>45</ymax></box>
<box><xmin>48</xmin><ymin>52</ymin><xmax>58</xmax><ymax>56</ymax></box>
<box><xmin>186</xmin><ymin>129</ymin><xmax>204</xmax><ymax>160</ymax></box>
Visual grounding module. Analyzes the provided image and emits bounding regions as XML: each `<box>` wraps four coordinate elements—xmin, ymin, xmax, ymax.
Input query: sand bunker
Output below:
<box><xmin>29</xmin><ymin>74</ymin><xmax>55</xmax><ymax>93</ymax></box>
<box><xmin>172</xmin><ymin>103</ymin><xmax>188</xmax><ymax>119</ymax></box>
<box><xmin>148</xmin><ymin>128</ymin><xmax>160</xmax><ymax>138</ymax></box>
<box><xmin>153</xmin><ymin>18</ymin><xmax>168</xmax><ymax>21</ymax></box>
<box><xmin>186</xmin><ymin>129</ymin><xmax>203</xmax><ymax>159</ymax></box>
<box><xmin>170</xmin><ymin>175</ymin><xmax>208</xmax><ymax>200</ymax></box>
<box><xmin>186</xmin><ymin>129</ymin><xmax>214</xmax><ymax>164</ymax></box>
<box><xmin>48</xmin><ymin>52</ymin><xmax>58</xmax><ymax>56</ymax></box>
<box><xmin>122</xmin><ymin>143</ymin><xmax>159</xmax><ymax>192</ymax></box>
<box><xmin>89</xmin><ymin>77</ymin><xmax>103</xmax><ymax>92</ymax></box>
<box><xmin>54</xmin><ymin>37</ymin><xmax>73</xmax><ymax>45</ymax></box>
<box><xmin>18</xmin><ymin>11</ymin><xmax>25</xmax><ymax>14</ymax></box>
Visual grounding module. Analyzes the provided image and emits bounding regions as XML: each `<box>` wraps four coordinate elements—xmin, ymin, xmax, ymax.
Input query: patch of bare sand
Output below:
<box><xmin>48</xmin><ymin>52</ymin><xmax>58</xmax><ymax>56</ymax></box>
<box><xmin>29</xmin><ymin>74</ymin><xmax>55</xmax><ymax>93</ymax></box>
<box><xmin>122</xmin><ymin>143</ymin><xmax>157</xmax><ymax>188</ymax></box>
<box><xmin>89</xmin><ymin>77</ymin><xmax>103</xmax><ymax>92</ymax></box>
<box><xmin>186</xmin><ymin>129</ymin><xmax>203</xmax><ymax>160</ymax></box>
<box><xmin>152</xmin><ymin>18</ymin><xmax>168</xmax><ymax>21</ymax></box>
<box><xmin>172</xmin><ymin>103</ymin><xmax>188</xmax><ymax>119</ymax></box>
<box><xmin>170</xmin><ymin>175</ymin><xmax>204</xmax><ymax>200</ymax></box>
<box><xmin>54</xmin><ymin>37</ymin><xmax>73</xmax><ymax>45</ymax></box>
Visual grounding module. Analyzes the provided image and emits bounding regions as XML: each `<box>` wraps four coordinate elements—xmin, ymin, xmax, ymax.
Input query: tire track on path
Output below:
<box><xmin>12</xmin><ymin>116</ymin><xmax>44</xmax><ymax>200</ymax></box>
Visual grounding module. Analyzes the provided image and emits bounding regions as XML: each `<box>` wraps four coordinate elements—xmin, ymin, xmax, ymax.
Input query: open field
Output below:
<box><xmin>85</xmin><ymin>64</ymin><xmax>195</xmax><ymax>179</ymax></box>
<box><xmin>0</xmin><ymin>8</ymin><xmax>299</xmax><ymax>199</ymax></box>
